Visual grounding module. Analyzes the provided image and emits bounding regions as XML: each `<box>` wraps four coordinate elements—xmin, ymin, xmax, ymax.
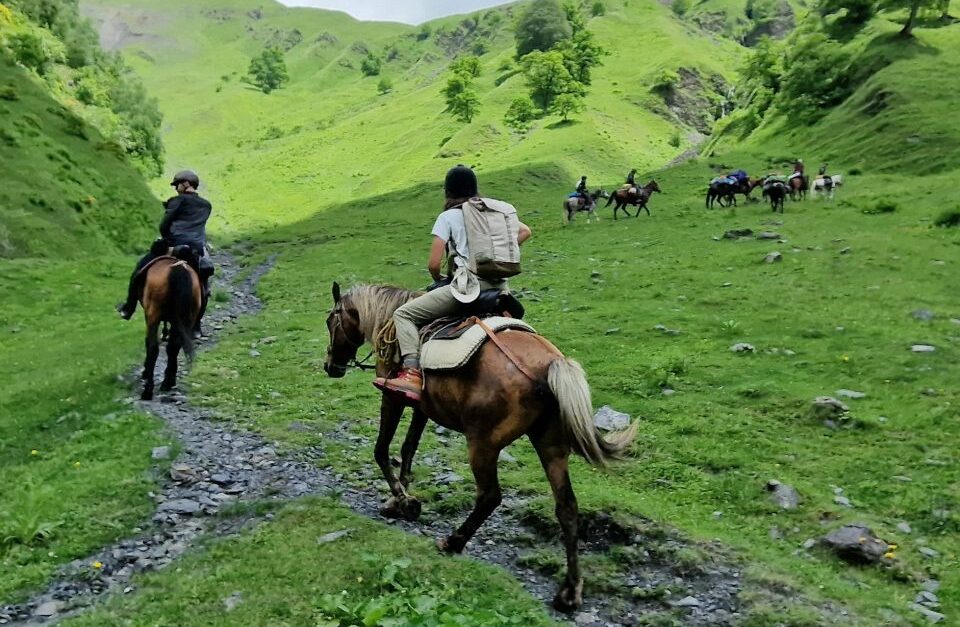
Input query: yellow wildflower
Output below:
<box><xmin>841</xmin><ymin>355</ymin><xmax>850</xmax><ymax>362</ymax></box>
<box><xmin>92</xmin><ymin>561</ymin><xmax>103</xmax><ymax>569</ymax></box>
<box><xmin>884</xmin><ymin>551</ymin><xmax>896</xmax><ymax>559</ymax></box>
<box><xmin>74</xmin><ymin>461</ymin><xmax>81</xmax><ymax>468</ymax></box>
<box><xmin>30</xmin><ymin>449</ymin><xmax>38</xmax><ymax>456</ymax></box>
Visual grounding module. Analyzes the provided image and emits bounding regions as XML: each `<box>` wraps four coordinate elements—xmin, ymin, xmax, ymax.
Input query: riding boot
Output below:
<box><xmin>373</xmin><ymin>367</ymin><xmax>423</xmax><ymax>403</ymax></box>
<box><xmin>116</xmin><ymin>273</ymin><xmax>140</xmax><ymax>320</ymax></box>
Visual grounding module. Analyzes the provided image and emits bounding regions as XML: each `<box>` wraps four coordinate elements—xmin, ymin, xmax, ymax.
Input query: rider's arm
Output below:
<box><xmin>159</xmin><ymin>197</ymin><xmax>182</xmax><ymax>240</ymax></box>
<box><xmin>518</xmin><ymin>221</ymin><xmax>532</xmax><ymax>245</ymax></box>
<box><xmin>427</xmin><ymin>236</ymin><xmax>446</xmax><ymax>281</ymax></box>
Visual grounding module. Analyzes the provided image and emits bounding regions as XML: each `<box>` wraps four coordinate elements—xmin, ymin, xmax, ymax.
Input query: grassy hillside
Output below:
<box><xmin>81</xmin><ymin>0</ymin><xmax>743</xmax><ymax>239</ymax></box>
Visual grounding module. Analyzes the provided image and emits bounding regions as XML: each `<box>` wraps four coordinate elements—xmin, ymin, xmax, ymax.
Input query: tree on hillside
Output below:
<box><xmin>819</xmin><ymin>0</ymin><xmax>877</xmax><ymax>34</ymax></box>
<box><xmin>446</xmin><ymin>85</ymin><xmax>481</xmax><ymax>123</ymax></box>
<box><xmin>247</xmin><ymin>48</ymin><xmax>288</xmax><ymax>94</ymax></box>
<box><xmin>504</xmin><ymin>97</ymin><xmax>539</xmax><ymax>131</ymax></box>
<box><xmin>521</xmin><ymin>49</ymin><xmax>583</xmax><ymax>110</ymax></box>
<box><xmin>879</xmin><ymin>0</ymin><xmax>940</xmax><ymax>35</ymax></box>
<box><xmin>937</xmin><ymin>0</ymin><xmax>954</xmax><ymax>19</ymax></box>
<box><xmin>555</xmin><ymin>4</ymin><xmax>608</xmax><ymax>85</ymax></box>
<box><xmin>549</xmin><ymin>92</ymin><xmax>585</xmax><ymax>121</ymax></box>
<box><xmin>361</xmin><ymin>53</ymin><xmax>381</xmax><ymax>76</ymax></box>
<box><xmin>450</xmin><ymin>55</ymin><xmax>482</xmax><ymax>79</ymax></box>
<box><xmin>514</xmin><ymin>0</ymin><xmax>572</xmax><ymax>57</ymax></box>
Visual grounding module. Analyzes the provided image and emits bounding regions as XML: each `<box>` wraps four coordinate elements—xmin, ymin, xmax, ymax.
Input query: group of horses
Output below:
<box><xmin>563</xmin><ymin>180</ymin><xmax>663</xmax><ymax>223</ymax></box>
<box><xmin>707</xmin><ymin>172</ymin><xmax>843</xmax><ymax>213</ymax></box>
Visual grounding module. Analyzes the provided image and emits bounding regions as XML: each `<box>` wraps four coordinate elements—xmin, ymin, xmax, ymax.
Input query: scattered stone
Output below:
<box><xmin>766</xmin><ymin>480</ymin><xmax>801</xmax><ymax>510</ymax></box>
<box><xmin>721</xmin><ymin>282</ymin><xmax>732</xmax><ymax>288</ymax></box>
<box><xmin>436</xmin><ymin>471</ymin><xmax>463</xmax><ymax>485</ymax></box>
<box><xmin>151</xmin><ymin>446</ymin><xmax>171</xmax><ymax>460</ymax></box>
<box><xmin>259</xmin><ymin>336</ymin><xmax>279</xmax><ymax>345</ymax></box>
<box><xmin>224</xmin><ymin>591</ymin><xmax>243</xmax><ymax>612</ymax></box>
<box><xmin>671</xmin><ymin>596</ymin><xmax>702</xmax><ymax>608</ymax></box>
<box><xmin>661</xmin><ymin>387</ymin><xmax>676</xmax><ymax>396</ymax></box>
<box><xmin>756</xmin><ymin>231</ymin><xmax>781</xmax><ymax>240</ymax></box>
<box><xmin>919</xmin><ymin>547</ymin><xmax>939</xmax><ymax>559</ymax></box>
<box><xmin>821</xmin><ymin>523</ymin><xmax>891</xmax><ymax>564</ymax></box>
<box><xmin>653</xmin><ymin>324</ymin><xmax>681</xmax><ymax>336</ymax></box>
<box><xmin>498</xmin><ymin>449</ymin><xmax>517</xmax><ymax>464</ymax></box>
<box><xmin>808</xmin><ymin>397</ymin><xmax>849</xmax><ymax>421</ymax></box>
<box><xmin>34</xmin><ymin>601</ymin><xmax>60</xmax><ymax>617</ymax></box>
<box><xmin>910</xmin><ymin>604</ymin><xmax>945</xmax><ymax>623</ymax></box>
<box><xmin>317</xmin><ymin>529</ymin><xmax>351</xmax><ymax>544</ymax></box>
<box><xmin>892</xmin><ymin>475</ymin><xmax>912</xmax><ymax>482</ymax></box>
<box><xmin>731</xmin><ymin>343</ymin><xmax>755</xmax><ymax>353</ymax></box>
<box><xmin>594</xmin><ymin>405</ymin><xmax>630</xmax><ymax>432</ymax></box>
<box><xmin>916</xmin><ymin>591</ymin><xmax>939</xmax><ymax>606</ymax></box>
<box><xmin>911</xmin><ymin>345</ymin><xmax>936</xmax><ymax>353</ymax></box>
<box><xmin>157</xmin><ymin>499</ymin><xmax>201</xmax><ymax>515</ymax></box>
<box><xmin>840</xmin><ymin>247</ymin><xmax>852</xmax><ymax>255</ymax></box>
<box><xmin>922</xmin><ymin>580</ymin><xmax>941</xmax><ymax>593</ymax></box>
<box><xmin>897</xmin><ymin>522</ymin><xmax>912</xmax><ymax>534</ymax></box>
<box><xmin>712</xmin><ymin>511</ymin><xmax>723</xmax><ymax>519</ymax></box>
<box><xmin>249</xmin><ymin>349</ymin><xmax>261</xmax><ymax>357</ymax></box>
<box><xmin>951</xmin><ymin>318</ymin><xmax>960</xmax><ymax>326</ymax></box>
<box><xmin>763</xmin><ymin>251</ymin><xmax>783</xmax><ymax>263</ymax></box>
<box><xmin>723</xmin><ymin>228</ymin><xmax>753</xmax><ymax>239</ymax></box>
<box><xmin>769</xmin><ymin>526</ymin><xmax>784</xmax><ymax>540</ymax></box>
<box><xmin>604</xmin><ymin>327</ymin><xmax>621</xmax><ymax>335</ymax></box>
<box><xmin>802</xmin><ymin>538</ymin><xmax>817</xmax><ymax>550</ymax></box>
<box><xmin>169</xmin><ymin>464</ymin><xmax>198</xmax><ymax>483</ymax></box>
<box><xmin>836</xmin><ymin>389</ymin><xmax>866</xmax><ymax>399</ymax></box>
<box><xmin>834</xmin><ymin>495</ymin><xmax>852</xmax><ymax>508</ymax></box>
<box><xmin>912</xmin><ymin>309</ymin><xmax>935</xmax><ymax>321</ymax></box>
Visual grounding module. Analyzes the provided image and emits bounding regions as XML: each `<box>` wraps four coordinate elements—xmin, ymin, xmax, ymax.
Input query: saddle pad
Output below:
<box><xmin>421</xmin><ymin>316</ymin><xmax>536</xmax><ymax>371</ymax></box>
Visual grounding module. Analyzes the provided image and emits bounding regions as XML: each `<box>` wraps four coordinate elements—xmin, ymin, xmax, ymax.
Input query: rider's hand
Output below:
<box><xmin>426</xmin><ymin>277</ymin><xmax>451</xmax><ymax>291</ymax></box>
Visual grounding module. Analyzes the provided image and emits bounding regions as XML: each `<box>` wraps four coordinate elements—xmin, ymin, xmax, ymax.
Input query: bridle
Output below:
<box><xmin>328</xmin><ymin>308</ymin><xmax>375</xmax><ymax>375</ymax></box>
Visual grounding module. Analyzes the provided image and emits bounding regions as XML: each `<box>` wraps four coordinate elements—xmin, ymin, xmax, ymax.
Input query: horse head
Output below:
<box><xmin>593</xmin><ymin>188</ymin><xmax>609</xmax><ymax>200</ymax></box>
<box><xmin>324</xmin><ymin>281</ymin><xmax>364</xmax><ymax>378</ymax></box>
<box><xmin>645</xmin><ymin>180</ymin><xmax>662</xmax><ymax>194</ymax></box>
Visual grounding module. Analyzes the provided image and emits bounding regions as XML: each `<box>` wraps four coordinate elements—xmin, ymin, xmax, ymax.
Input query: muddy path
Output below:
<box><xmin>0</xmin><ymin>250</ymin><xmax>848</xmax><ymax>626</ymax></box>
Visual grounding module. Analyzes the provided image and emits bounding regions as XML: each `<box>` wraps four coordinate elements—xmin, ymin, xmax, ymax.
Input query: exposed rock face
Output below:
<box><xmin>821</xmin><ymin>523</ymin><xmax>891</xmax><ymax>564</ymax></box>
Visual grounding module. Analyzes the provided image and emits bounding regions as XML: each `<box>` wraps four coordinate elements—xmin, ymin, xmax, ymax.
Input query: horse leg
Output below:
<box><xmin>160</xmin><ymin>333</ymin><xmax>180</xmax><ymax>392</ymax></box>
<box><xmin>141</xmin><ymin>322</ymin><xmax>160</xmax><ymax>401</ymax></box>
<box><xmin>438</xmin><ymin>438</ymin><xmax>501</xmax><ymax>554</ymax></box>
<box><xmin>375</xmin><ymin>395</ymin><xmax>419</xmax><ymax>520</ymax></box>
<box><xmin>530</xmin><ymin>424</ymin><xmax>582</xmax><ymax>612</ymax></box>
<box><xmin>399</xmin><ymin>409</ymin><xmax>428</xmax><ymax>489</ymax></box>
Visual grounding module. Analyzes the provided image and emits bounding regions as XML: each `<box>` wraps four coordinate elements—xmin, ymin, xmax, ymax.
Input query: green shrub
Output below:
<box><xmin>377</xmin><ymin>76</ymin><xmax>393</xmax><ymax>94</ymax></box>
<box><xmin>862</xmin><ymin>200</ymin><xmax>897</xmax><ymax>214</ymax></box>
<box><xmin>504</xmin><ymin>96</ymin><xmax>539</xmax><ymax>131</ymax></box>
<box><xmin>360</xmin><ymin>53</ymin><xmax>381</xmax><ymax>76</ymax></box>
<box><xmin>934</xmin><ymin>209</ymin><xmax>960</xmax><ymax>228</ymax></box>
<box><xmin>669</xmin><ymin>131</ymin><xmax>681</xmax><ymax>147</ymax></box>
<box><xmin>653</xmin><ymin>68</ymin><xmax>680</xmax><ymax>93</ymax></box>
<box><xmin>591</xmin><ymin>1</ymin><xmax>607</xmax><ymax>17</ymax></box>
<box><xmin>672</xmin><ymin>0</ymin><xmax>690</xmax><ymax>17</ymax></box>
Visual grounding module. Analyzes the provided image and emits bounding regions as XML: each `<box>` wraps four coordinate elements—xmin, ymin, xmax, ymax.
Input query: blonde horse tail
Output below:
<box><xmin>547</xmin><ymin>358</ymin><xmax>638</xmax><ymax>467</ymax></box>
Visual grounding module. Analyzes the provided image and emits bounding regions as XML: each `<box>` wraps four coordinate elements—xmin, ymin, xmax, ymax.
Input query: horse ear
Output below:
<box><xmin>332</xmin><ymin>282</ymin><xmax>341</xmax><ymax>304</ymax></box>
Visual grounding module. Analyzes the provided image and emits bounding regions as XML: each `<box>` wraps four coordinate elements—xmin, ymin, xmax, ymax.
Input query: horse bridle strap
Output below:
<box><xmin>331</xmin><ymin>310</ymin><xmax>377</xmax><ymax>372</ymax></box>
<box><xmin>472</xmin><ymin>317</ymin><xmax>538</xmax><ymax>382</ymax></box>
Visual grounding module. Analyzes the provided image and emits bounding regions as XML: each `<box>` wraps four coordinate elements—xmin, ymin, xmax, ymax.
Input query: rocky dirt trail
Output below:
<box><xmin>1</xmin><ymin>251</ymin><xmax>848</xmax><ymax>626</ymax></box>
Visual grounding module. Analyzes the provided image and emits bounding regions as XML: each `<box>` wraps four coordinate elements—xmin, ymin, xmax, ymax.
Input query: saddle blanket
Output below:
<box><xmin>421</xmin><ymin>316</ymin><xmax>536</xmax><ymax>371</ymax></box>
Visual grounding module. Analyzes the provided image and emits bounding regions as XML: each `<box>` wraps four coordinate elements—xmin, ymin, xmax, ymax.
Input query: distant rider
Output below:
<box><xmin>576</xmin><ymin>176</ymin><xmax>589</xmax><ymax>207</ymax></box>
<box><xmin>789</xmin><ymin>159</ymin><xmax>804</xmax><ymax>181</ymax></box>
<box><xmin>372</xmin><ymin>165</ymin><xmax>532</xmax><ymax>403</ymax></box>
<box><xmin>117</xmin><ymin>170</ymin><xmax>213</xmax><ymax>333</ymax></box>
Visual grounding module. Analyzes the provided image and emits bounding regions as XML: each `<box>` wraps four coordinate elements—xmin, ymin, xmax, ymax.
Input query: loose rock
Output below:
<box><xmin>910</xmin><ymin>604</ymin><xmax>945</xmax><ymax>623</ymax></box>
<box><xmin>912</xmin><ymin>309</ymin><xmax>935</xmax><ymax>321</ymax></box>
<box><xmin>756</xmin><ymin>231</ymin><xmax>781</xmax><ymax>240</ymax></box>
<box><xmin>808</xmin><ymin>397</ymin><xmax>849</xmax><ymax>421</ymax></box>
<box><xmin>317</xmin><ymin>529</ymin><xmax>351</xmax><ymax>544</ymax></box>
<box><xmin>723</xmin><ymin>228</ymin><xmax>753</xmax><ymax>239</ymax></box>
<box><xmin>731</xmin><ymin>343</ymin><xmax>755</xmax><ymax>353</ymax></box>
<box><xmin>836</xmin><ymin>389</ymin><xmax>866</xmax><ymax>399</ymax></box>
<box><xmin>151</xmin><ymin>446</ymin><xmax>171</xmax><ymax>460</ymax></box>
<box><xmin>911</xmin><ymin>345</ymin><xmax>936</xmax><ymax>353</ymax></box>
<box><xmin>763</xmin><ymin>251</ymin><xmax>783</xmax><ymax>263</ymax></box>
<box><xmin>766</xmin><ymin>480</ymin><xmax>801</xmax><ymax>510</ymax></box>
<box><xmin>594</xmin><ymin>405</ymin><xmax>630</xmax><ymax>431</ymax></box>
<box><xmin>820</xmin><ymin>523</ymin><xmax>890</xmax><ymax>564</ymax></box>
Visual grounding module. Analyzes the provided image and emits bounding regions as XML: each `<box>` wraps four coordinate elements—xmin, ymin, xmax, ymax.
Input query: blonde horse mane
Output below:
<box><xmin>343</xmin><ymin>284</ymin><xmax>421</xmax><ymax>366</ymax></box>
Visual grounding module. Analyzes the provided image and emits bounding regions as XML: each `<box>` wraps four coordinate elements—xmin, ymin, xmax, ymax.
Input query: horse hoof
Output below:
<box><xmin>379</xmin><ymin>496</ymin><xmax>404</xmax><ymax>519</ymax></box>
<box><xmin>552</xmin><ymin>579</ymin><xmax>584</xmax><ymax>613</ymax></box>
<box><xmin>159</xmin><ymin>382</ymin><xmax>175</xmax><ymax>392</ymax></box>
<box><xmin>436</xmin><ymin>535</ymin><xmax>464</xmax><ymax>554</ymax></box>
<box><xmin>141</xmin><ymin>390</ymin><xmax>153</xmax><ymax>401</ymax></box>
<box><xmin>400</xmin><ymin>496</ymin><xmax>422</xmax><ymax>521</ymax></box>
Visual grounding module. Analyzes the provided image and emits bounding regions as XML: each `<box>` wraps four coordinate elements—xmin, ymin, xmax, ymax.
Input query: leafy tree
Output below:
<box><xmin>652</xmin><ymin>68</ymin><xmax>681</xmax><ymax>93</ymax></box>
<box><xmin>820</xmin><ymin>0</ymin><xmax>877</xmax><ymax>34</ymax></box>
<box><xmin>9</xmin><ymin>30</ymin><xmax>63</xmax><ymax>75</ymax></box>
<box><xmin>879</xmin><ymin>0</ymin><xmax>940</xmax><ymax>35</ymax></box>
<box><xmin>503</xmin><ymin>97</ymin><xmax>539</xmax><ymax>131</ymax></box>
<box><xmin>937</xmin><ymin>0</ymin><xmax>954</xmax><ymax>19</ymax></box>
<box><xmin>450</xmin><ymin>55</ymin><xmax>482</xmax><ymax>79</ymax></box>
<box><xmin>555</xmin><ymin>26</ymin><xmax>607</xmax><ymax>85</ymax></box>
<box><xmin>777</xmin><ymin>33</ymin><xmax>852</xmax><ymax>119</ymax></box>
<box><xmin>247</xmin><ymin>48</ymin><xmax>289</xmax><ymax>93</ymax></box>
<box><xmin>514</xmin><ymin>0</ymin><xmax>572</xmax><ymax>57</ymax></box>
<box><xmin>377</xmin><ymin>76</ymin><xmax>393</xmax><ymax>94</ymax></box>
<box><xmin>521</xmin><ymin>49</ymin><xmax>582</xmax><ymax>110</ymax></box>
<box><xmin>549</xmin><ymin>92</ymin><xmax>585</xmax><ymax>121</ymax></box>
<box><xmin>672</xmin><ymin>0</ymin><xmax>690</xmax><ymax>17</ymax></box>
<box><xmin>740</xmin><ymin>36</ymin><xmax>782</xmax><ymax>93</ymax></box>
<box><xmin>447</xmin><ymin>87</ymin><xmax>480</xmax><ymax>123</ymax></box>
<box><xmin>360</xmin><ymin>52</ymin><xmax>381</xmax><ymax>76</ymax></box>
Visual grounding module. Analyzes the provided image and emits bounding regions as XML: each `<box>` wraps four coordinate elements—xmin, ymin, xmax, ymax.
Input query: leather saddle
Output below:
<box><xmin>420</xmin><ymin>290</ymin><xmax>525</xmax><ymax>343</ymax></box>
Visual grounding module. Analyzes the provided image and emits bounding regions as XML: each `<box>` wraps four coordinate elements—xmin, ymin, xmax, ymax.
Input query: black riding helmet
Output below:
<box><xmin>444</xmin><ymin>164</ymin><xmax>478</xmax><ymax>198</ymax></box>
<box><xmin>171</xmin><ymin>169</ymin><xmax>200</xmax><ymax>188</ymax></box>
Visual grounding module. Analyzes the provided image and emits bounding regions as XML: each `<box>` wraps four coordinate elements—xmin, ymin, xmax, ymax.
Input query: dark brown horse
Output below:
<box><xmin>139</xmin><ymin>256</ymin><xmax>202</xmax><ymax>400</ymax></box>
<box><xmin>323</xmin><ymin>283</ymin><xmax>637</xmax><ymax>612</ymax></box>
<box><xmin>604</xmin><ymin>180</ymin><xmax>662</xmax><ymax>219</ymax></box>
<box><xmin>761</xmin><ymin>179</ymin><xmax>788</xmax><ymax>213</ymax></box>
<box><xmin>788</xmin><ymin>175</ymin><xmax>807</xmax><ymax>201</ymax></box>
<box><xmin>706</xmin><ymin>177</ymin><xmax>762</xmax><ymax>209</ymax></box>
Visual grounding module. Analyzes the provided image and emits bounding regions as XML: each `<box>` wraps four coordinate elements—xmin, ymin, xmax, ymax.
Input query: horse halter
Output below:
<box><xmin>328</xmin><ymin>308</ymin><xmax>375</xmax><ymax>375</ymax></box>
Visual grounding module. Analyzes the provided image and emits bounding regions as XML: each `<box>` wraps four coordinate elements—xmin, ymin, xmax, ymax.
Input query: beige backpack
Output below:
<box><xmin>460</xmin><ymin>197</ymin><xmax>521</xmax><ymax>280</ymax></box>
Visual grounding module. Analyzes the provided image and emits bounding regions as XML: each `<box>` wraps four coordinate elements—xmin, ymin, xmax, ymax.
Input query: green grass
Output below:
<box><xmin>63</xmin><ymin>498</ymin><xmax>557</xmax><ymax>626</ymax></box>
<box><xmin>0</xmin><ymin>256</ymin><xmax>165</xmax><ymax>602</ymax></box>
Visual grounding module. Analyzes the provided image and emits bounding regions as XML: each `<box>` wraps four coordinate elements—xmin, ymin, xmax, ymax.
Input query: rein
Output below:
<box><xmin>330</xmin><ymin>310</ymin><xmax>377</xmax><ymax>373</ymax></box>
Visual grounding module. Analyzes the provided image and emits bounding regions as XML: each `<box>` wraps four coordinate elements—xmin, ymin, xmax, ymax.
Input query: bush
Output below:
<box><xmin>653</xmin><ymin>68</ymin><xmax>680</xmax><ymax>93</ymax></box>
<box><xmin>248</xmin><ymin>48</ymin><xmax>289</xmax><ymax>93</ymax></box>
<box><xmin>514</xmin><ymin>0</ymin><xmax>572</xmax><ymax>57</ymax></box>
<box><xmin>672</xmin><ymin>0</ymin><xmax>690</xmax><ymax>17</ymax></box>
<box><xmin>669</xmin><ymin>131</ymin><xmax>681</xmax><ymax>148</ymax></box>
<box><xmin>934</xmin><ymin>209</ymin><xmax>960</xmax><ymax>228</ymax></box>
<box><xmin>862</xmin><ymin>200</ymin><xmax>897</xmax><ymax>214</ymax></box>
<box><xmin>377</xmin><ymin>76</ymin><xmax>393</xmax><ymax>94</ymax></box>
<box><xmin>360</xmin><ymin>53</ymin><xmax>381</xmax><ymax>76</ymax></box>
<box><xmin>591</xmin><ymin>1</ymin><xmax>607</xmax><ymax>16</ymax></box>
<box><xmin>504</xmin><ymin>97</ymin><xmax>539</xmax><ymax>131</ymax></box>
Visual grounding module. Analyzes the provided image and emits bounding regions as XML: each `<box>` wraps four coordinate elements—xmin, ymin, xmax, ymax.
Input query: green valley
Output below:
<box><xmin>2</xmin><ymin>0</ymin><xmax>958</xmax><ymax>624</ymax></box>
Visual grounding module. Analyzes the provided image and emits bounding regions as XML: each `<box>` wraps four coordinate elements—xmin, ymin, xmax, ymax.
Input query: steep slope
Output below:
<box><xmin>0</xmin><ymin>4</ymin><xmax>160</xmax><ymax>258</ymax></box>
<box><xmin>81</xmin><ymin>0</ymin><xmax>743</xmax><ymax>238</ymax></box>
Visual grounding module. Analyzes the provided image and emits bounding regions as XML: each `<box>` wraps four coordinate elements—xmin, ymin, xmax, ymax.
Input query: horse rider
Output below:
<box><xmin>117</xmin><ymin>169</ymin><xmax>214</xmax><ymax>334</ymax></box>
<box><xmin>788</xmin><ymin>159</ymin><xmax>804</xmax><ymax>182</ymax></box>
<box><xmin>625</xmin><ymin>169</ymin><xmax>637</xmax><ymax>194</ymax></box>
<box><xmin>373</xmin><ymin>165</ymin><xmax>532</xmax><ymax>403</ymax></box>
<box><xmin>575</xmin><ymin>175</ymin><xmax>589</xmax><ymax>207</ymax></box>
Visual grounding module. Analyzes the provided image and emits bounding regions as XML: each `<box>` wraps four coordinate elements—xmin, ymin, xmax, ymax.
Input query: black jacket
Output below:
<box><xmin>159</xmin><ymin>193</ymin><xmax>211</xmax><ymax>250</ymax></box>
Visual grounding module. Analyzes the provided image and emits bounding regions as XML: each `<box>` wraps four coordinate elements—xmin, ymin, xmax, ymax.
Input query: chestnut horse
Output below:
<box><xmin>139</xmin><ymin>256</ymin><xmax>202</xmax><ymax>400</ymax></box>
<box><xmin>788</xmin><ymin>175</ymin><xmax>807</xmax><ymax>201</ymax></box>
<box><xmin>323</xmin><ymin>282</ymin><xmax>637</xmax><ymax>612</ymax></box>
<box><xmin>604</xmin><ymin>180</ymin><xmax>662</xmax><ymax>219</ymax></box>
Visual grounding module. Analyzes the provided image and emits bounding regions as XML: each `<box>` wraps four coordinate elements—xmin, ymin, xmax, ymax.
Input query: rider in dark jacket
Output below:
<box><xmin>117</xmin><ymin>170</ymin><xmax>212</xmax><ymax>323</ymax></box>
<box><xmin>625</xmin><ymin>169</ymin><xmax>637</xmax><ymax>186</ymax></box>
